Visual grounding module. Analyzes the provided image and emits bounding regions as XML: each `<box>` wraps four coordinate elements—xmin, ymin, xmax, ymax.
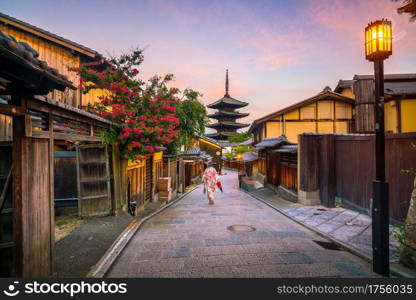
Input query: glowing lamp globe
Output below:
<box><xmin>365</xmin><ymin>19</ymin><xmax>392</xmax><ymax>61</ymax></box>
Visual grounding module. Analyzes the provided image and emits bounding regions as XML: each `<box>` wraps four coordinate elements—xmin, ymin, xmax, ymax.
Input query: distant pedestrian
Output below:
<box><xmin>202</xmin><ymin>163</ymin><xmax>221</xmax><ymax>205</ymax></box>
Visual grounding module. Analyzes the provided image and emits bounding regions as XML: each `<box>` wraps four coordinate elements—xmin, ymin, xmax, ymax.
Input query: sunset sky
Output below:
<box><xmin>1</xmin><ymin>0</ymin><xmax>415</xmax><ymax>128</ymax></box>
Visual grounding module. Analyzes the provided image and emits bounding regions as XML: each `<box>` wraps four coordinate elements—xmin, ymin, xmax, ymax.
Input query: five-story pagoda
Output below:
<box><xmin>206</xmin><ymin>70</ymin><xmax>249</xmax><ymax>141</ymax></box>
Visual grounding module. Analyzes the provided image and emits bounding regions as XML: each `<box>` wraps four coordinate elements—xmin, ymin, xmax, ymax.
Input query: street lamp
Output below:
<box><xmin>365</xmin><ymin>19</ymin><xmax>392</xmax><ymax>277</ymax></box>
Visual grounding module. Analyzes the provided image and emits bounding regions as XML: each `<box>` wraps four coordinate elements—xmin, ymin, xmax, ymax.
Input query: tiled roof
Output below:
<box><xmin>217</xmin><ymin>140</ymin><xmax>238</xmax><ymax>147</ymax></box>
<box><xmin>254</xmin><ymin>135</ymin><xmax>288</xmax><ymax>149</ymax></box>
<box><xmin>334</xmin><ymin>80</ymin><xmax>355</xmax><ymax>93</ymax></box>
<box><xmin>353</xmin><ymin>74</ymin><xmax>416</xmax><ymax>81</ymax></box>
<box><xmin>0</xmin><ymin>28</ymin><xmax>75</xmax><ymax>91</ymax></box>
<box><xmin>207</xmin><ymin>95</ymin><xmax>248</xmax><ymax>109</ymax></box>
<box><xmin>205</xmin><ymin>132</ymin><xmax>237</xmax><ymax>138</ymax></box>
<box><xmin>199</xmin><ymin>136</ymin><xmax>222</xmax><ymax>147</ymax></box>
<box><xmin>242</xmin><ymin>151</ymin><xmax>258</xmax><ymax>162</ymax></box>
<box><xmin>206</xmin><ymin>121</ymin><xmax>250</xmax><ymax>129</ymax></box>
<box><xmin>208</xmin><ymin>110</ymin><xmax>249</xmax><ymax>119</ymax></box>
<box><xmin>272</xmin><ymin>144</ymin><xmax>298</xmax><ymax>153</ymax></box>
<box><xmin>385</xmin><ymin>81</ymin><xmax>416</xmax><ymax>95</ymax></box>
<box><xmin>180</xmin><ymin>147</ymin><xmax>212</xmax><ymax>161</ymax></box>
<box><xmin>237</xmin><ymin>138</ymin><xmax>253</xmax><ymax>146</ymax></box>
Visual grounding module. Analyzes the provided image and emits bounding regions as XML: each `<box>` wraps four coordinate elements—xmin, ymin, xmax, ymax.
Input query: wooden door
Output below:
<box><xmin>0</xmin><ymin>143</ymin><xmax>13</xmax><ymax>276</ymax></box>
<box><xmin>76</xmin><ymin>144</ymin><xmax>111</xmax><ymax>217</ymax></box>
<box><xmin>266</xmin><ymin>151</ymin><xmax>280</xmax><ymax>186</ymax></box>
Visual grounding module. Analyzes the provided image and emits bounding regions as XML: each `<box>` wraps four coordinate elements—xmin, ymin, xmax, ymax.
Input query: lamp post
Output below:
<box><xmin>364</xmin><ymin>19</ymin><xmax>392</xmax><ymax>277</ymax></box>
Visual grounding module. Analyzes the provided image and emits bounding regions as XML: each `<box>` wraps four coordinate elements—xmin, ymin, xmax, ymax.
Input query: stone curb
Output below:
<box><xmin>243</xmin><ymin>189</ymin><xmax>415</xmax><ymax>278</ymax></box>
<box><xmin>87</xmin><ymin>185</ymin><xmax>200</xmax><ymax>278</ymax></box>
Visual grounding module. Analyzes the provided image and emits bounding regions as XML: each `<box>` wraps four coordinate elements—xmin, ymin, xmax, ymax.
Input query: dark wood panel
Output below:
<box><xmin>54</xmin><ymin>152</ymin><xmax>77</xmax><ymax>206</ymax></box>
<box><xmin>76</xmin><ymin>144</ymin><xmax>111</xmax><ymax>217</ymax></box>
<box><xmin>386</xmin><ymin>136</ymin><xmax>416</xmax><ymax>221</ymax></box>
<box><xmin>332</xmin><ymin>133</ymin><xmax>413</xmax><ymax>221</ymax></box>
<box><xmin>299</xmin><ymin>134</ymin><xmax>320</xmax><ymax>191</ymax></box>
<box><xmin>319</xmin><ymin>135</ymin><xmax>335</xmax><ymax>207</ymax></box>
<box><xmin>335</xmin><ymin>137</ymin><xmax>374</xmax><ymax>210</ymax></box>
<box><xmin>0</xmin><ymin>144</ymin><xmax>13</xmax><ymax>277</ymax></box>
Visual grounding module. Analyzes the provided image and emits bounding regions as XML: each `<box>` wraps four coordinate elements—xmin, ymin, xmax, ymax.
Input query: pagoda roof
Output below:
<box><xmin>205</xmin><ymin>132</ymin><xmax>238</xmax><ymax>140</ymax></box>
<box><xmin>207</xmin><ymin>110</ymin><xmax>249</xmax><ymax>119</ymax></box>
<box><xmin>207</xmin><ymin>95</ymin><xmax>248</xmax><ymax>109</ymax></box>
<box><xmin>206</xmin><ymin>121</ymin><xmax>250</xmax><ymax>129</ymax></box>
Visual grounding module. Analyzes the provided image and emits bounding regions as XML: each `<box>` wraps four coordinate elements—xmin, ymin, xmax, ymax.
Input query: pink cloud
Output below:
<box><xmin>305</xmin><ymin>0</ymin><xmax>416</xmax><ymax>52</ymax></box>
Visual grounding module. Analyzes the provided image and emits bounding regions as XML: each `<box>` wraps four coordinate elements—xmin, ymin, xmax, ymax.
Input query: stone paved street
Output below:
<box><xmin>249</xmin><ymin>187</ymin><xmax>401</xmax><ymax>262</ymax></box>
<box><xmin>107</xmin><ymin>171</ymin><xmax>378</xmax><ymax>278</ymax></box>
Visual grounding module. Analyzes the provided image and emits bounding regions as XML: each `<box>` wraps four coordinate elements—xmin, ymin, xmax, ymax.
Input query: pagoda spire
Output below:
<box><xmin>225</xmin><ymin>69</ymin><xmax>229</xmax><ymax>96</ymax></box>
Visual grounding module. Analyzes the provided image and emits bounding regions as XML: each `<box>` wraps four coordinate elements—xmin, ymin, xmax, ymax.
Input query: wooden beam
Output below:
<box><xmin>48</xmin><ymin>113</ymin><xmax>55</xmax><ymax>275</ymax></box>
<box><xmin>53</xmin><ymin>132</ymin><xmax>102</xmax><ymax>142</ymax></box>
<box><xmin>13</xmin><ymin>114</ymin><xmax>54</xmax><ymax>276</ymax></box>
<box><xmin>0</xmin><ymin>103</ymin><xmax>25</xmax><ymax>116</ymax></box>
<box><xmin>27</xmin><ymin>99</ymin><xmax>111</xmax><ymax>128</ymax></box>
<box><xmin>31</xmin><ymin>131</ymin><xmax>51</xmax><ymax>139</ymax></box>
<box><xmin>24</xmin><ymin>114</ymin><xmax>32</xmax><ymax>137</ymax></box>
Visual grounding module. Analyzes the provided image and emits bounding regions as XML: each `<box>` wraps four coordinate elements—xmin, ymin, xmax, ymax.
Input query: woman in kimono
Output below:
<box><xmin>202</xmin><ymin>164</ymin><xmax>219</xmax><ymax>205</ymax></box>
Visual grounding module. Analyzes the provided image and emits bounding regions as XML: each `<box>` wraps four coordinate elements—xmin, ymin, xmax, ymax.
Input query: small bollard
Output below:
<box><xmin>238</xmin><ymin>172</ymin><xmax>244</xmax><ymax>188</ymax></box>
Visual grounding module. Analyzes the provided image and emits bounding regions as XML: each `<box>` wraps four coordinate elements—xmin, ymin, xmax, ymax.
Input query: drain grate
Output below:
<box><xmin>313</xmin><ymin>240</ymin><xmax>345</xmax><ymax>251</ymax></box>
<box><xmin>317</xmin><ymin>208</ymin><xmax>327</xmax><ymax>211</ymax></box>
<box><xmin>227</xmin><ymin>225</ymin><xmax>256</xmax><ymax>232</ymax></box>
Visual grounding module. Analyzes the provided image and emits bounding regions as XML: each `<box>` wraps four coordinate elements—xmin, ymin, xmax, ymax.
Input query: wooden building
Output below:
<box><xmin>198</xmin><ymin>136</ymin><xmax>222</xmax><ymax>170</ymax></box>
<box><xmin>334</xmin><ymin>74</ymin><xmax>416</xmax><ymax>133</ymax></box>
<box><xmin>0</xmin><ymin>21</ymin><xmax>174</xmax><ymax>277</ymax></box>
<box><xmin>253</xmin><ymin>136</ymin><xmax>298</xmax><ymax>198</ymax></box>
<box><xmin>249</xmin><ymin>86</ymin><xmax>355</xmax><ymax>144</ymax></box>
<box><xmin>0</xmin><ymin>12</ymin><xmax>106</xmax><ymax>143</ymax></box>
<box><xmin>0</xmin><ymin>30</ymin><xmax>116</xmax><ymax>277</ymax></box>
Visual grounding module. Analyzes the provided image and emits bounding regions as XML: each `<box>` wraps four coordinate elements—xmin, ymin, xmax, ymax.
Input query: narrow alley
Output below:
<box><xmin>107</xmin><ymin>171</ymin><xmax>378</xmax><ymax>278</ymax></box>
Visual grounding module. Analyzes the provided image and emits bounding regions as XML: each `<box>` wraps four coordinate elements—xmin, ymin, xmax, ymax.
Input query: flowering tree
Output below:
<box><xmin>166</xmin><ymin>89</ymin><xmax>208</xmax><ymax>154</ymax></box>
<box><xmin>72</xmin><ymin>50</ymin><xmax>180</xmax><ymax>160</ymax></box>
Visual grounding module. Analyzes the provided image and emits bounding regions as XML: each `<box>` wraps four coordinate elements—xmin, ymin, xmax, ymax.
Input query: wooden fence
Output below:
<box><xmin>256</xmin><ymin>149</ymin><xmax>298</xmax><ymax>191</ymax></box>
<box><xmin>223</xmin><ymin>160</ymin><xmax>245</xmax><ymax>173</ymax></box>
<box><xmin>126</xmin><ymin>159</ymin><xmax>146</xmax><ymax>209</ymax></box>
<box><xmin>163</xmin><ymin>155</ymin><xmax>180</xmax><ymax>192</ymax></box>
<box><xmin>299</xmin><ymin>132</ymin><xmax>416</xmax><ymax>221</ymax></box>
<box><xmin>280</xmin><ymin>153</ymin><xmax>297</xmax><ymax>190</ymax></box>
